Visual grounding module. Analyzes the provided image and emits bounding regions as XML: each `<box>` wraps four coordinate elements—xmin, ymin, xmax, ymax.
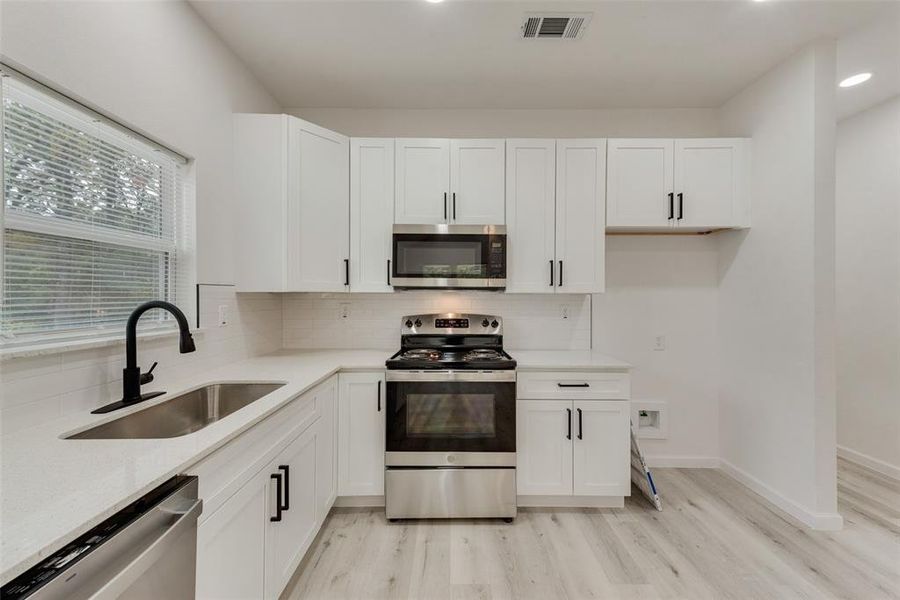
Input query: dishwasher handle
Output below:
<box><xmin>91</xmin><ymin>497</ymin><xmax>203</xmax><ymax>599</ymax></box>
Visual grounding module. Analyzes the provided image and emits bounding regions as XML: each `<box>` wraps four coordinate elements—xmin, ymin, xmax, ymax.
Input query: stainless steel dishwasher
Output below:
<box><xmin>1</xmin><ymin>475</ymin><xmax>202</xmax><ymax>600</ymax></box>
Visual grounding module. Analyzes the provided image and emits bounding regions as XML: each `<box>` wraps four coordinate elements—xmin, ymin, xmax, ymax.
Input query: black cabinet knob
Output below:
<box><xmin>405</xmin><ymin>319</ymin><xmax>413</xmax><ymax>328</ymax></box>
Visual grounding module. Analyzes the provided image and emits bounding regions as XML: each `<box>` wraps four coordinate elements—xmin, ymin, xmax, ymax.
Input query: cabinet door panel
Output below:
<box><xmin>556</xmin><ymin>139</ymin><xmax>606</xmax><ymax>294</ymax></box>
<box><xmin>290</xmin><ymin>119</ymin><xmax>350</xmax><ymax>291</ymax></box>
<box><xmin>505</xmin><ymin>140</ymin><xmax>556</xmax><ymax>293</ymax></box>
<box><xmin>674</xmin><ymin>139</ymin><xmax>745</xmax><ymax>228</ymax></box>
<box><xmin>517</xmin><ymin>400</ymin><xmax>573</xmax><ymax>496</ymax></box>
<box><xmin>351</xmin><ymin>138</ymin><xmax>394</xmax><ymax>292</ymax></box>
<box><xmin>450</xmin><ymin>139</ymin><xmax>505</xmax><ymax>224</ymax></box>
<box><xmin>572</xmin><ymin>401</ymin><xmax>630</xmax><ymax>496</ymax></box>
<box><xmin>395</xmin><ymin>139</ymin><xmax>450</xmax><ymax>224</ymax></box>
<box><xmin>607</xmin><ymin>139</ymin><xmax>674</xmax><ymax>227</ymax></box>
<box><xmin>339</xmin><ymin>372</ymin><xmax>386</xmax><ymax>496</ymax></box>
<box><xmin>315</xmin><ymin>380</ymin><xmax>338</xmax><ymax>520</ymax></box>
<box><xmin>265</xmin><ymin>427</ymin><xmax>319</xmax><ymax>598</ymax></box>
<box><xmin>196</xmin><ymin>469</ymin><xmax>268</xmax><ymax>600</ymax></box>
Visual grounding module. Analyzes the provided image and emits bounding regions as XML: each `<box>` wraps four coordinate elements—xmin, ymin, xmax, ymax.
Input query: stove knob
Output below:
<box><xmin>491</xmin><ymin>320</ymin><xmax>499</xmax><ymax>328</ymax></box>
<box><xmin>481</xmin><ymin>319</ymin><xmax>490</xmax><ymax>328</ymax></box>
<box><xmin>414</xmin><ymin>319</ymin><xmax>423</xmax><ymax>328</ymax></box>
<box><xmin>405</xmin><ymin>319</ymin><xmax>413</xmax><ymax>328</ymax></box>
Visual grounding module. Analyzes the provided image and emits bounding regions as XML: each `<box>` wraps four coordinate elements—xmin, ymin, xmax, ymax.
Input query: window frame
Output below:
<box><xmin>0</xmin><ymin>69</ymin><xmax>196</xmax><ymax>350</ymax></box>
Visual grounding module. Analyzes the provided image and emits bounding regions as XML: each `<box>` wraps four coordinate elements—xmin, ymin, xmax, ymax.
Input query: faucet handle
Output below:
<box><xmin>140</xmin><ymin>361</ymin><xmax>158</xmax><ymax>385</ymax></box>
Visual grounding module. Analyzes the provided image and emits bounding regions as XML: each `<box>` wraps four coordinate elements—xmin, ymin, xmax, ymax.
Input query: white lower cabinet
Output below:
<box><xmin>338</xmin><ymin>371</ymin><xmax>385</xmax><ymax>496</ymax></box>
<box><xmin>572</xmin><ymin>401</ymin><xmax>630</xmax><ymax>496</ymax></box>
<box><xmin>196</xmin><ymin>466</ymin><xmax>269</xmax><ymax>600</ymax></box>
<box><xmin>195</xmin><ymin>377</ymin><xmax>337</xmax><ymax>600</ymax></box>
<box><xmin>517</xmin><ymin>398</ymin><xmax>630</xmax><ymax>498</ymax></box>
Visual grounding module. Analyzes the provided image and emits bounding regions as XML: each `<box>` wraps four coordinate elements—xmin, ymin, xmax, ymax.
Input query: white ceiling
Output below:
<box><xmin>836</xmin><ymin>13</ymin><xmax>900</xmax><ymax>119</ymax></box>
<box><xmin>190</xmin><ymin>0</ymin><xmax>898</xmax><ymax>110</ymax></box>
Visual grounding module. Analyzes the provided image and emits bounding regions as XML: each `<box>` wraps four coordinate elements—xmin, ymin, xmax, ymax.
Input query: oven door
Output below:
<box><xmin>391</xmin><ymin>224</ymin><xmax>506</xmax><ymax>289</ymax></box>
<box><xmin>385</xmin><ymin>370</ymin><xmax>515</xmax><ymax>466</ymax></box>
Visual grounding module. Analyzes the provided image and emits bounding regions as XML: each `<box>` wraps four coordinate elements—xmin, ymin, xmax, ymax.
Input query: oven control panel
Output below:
<box><xmin>402</xmin><ymin>313</ymin><xmax>502</xmax><ymax>335</ymax></box>
<box><xmin>435</xmin><ymin>318</ymin><xmax>468</xmax><ymax>329</ymax></box>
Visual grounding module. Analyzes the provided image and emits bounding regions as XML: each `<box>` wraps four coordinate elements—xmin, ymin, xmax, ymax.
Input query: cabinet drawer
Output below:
<box><xmin>517</xmin><ymin>371</ymin><xmax>630</xmax><ymax>400</ymax></box>
<box><xmin>190</xmin><ymin>390</ymin><xmax>321</xmax><ymax>522</ymax></box>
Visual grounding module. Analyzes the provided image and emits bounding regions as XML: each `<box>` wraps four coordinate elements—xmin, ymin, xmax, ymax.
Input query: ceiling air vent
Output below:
<box><xmin>521</xmin><ymin>13</ymin><xmax>592</xmax><ymax>40</ymax></box>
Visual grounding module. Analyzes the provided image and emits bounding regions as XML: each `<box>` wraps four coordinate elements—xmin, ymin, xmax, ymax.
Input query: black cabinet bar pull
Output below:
<box><xmin>668</xmin><ymin>192</ymin><xmax>674</xmax><ymax>220</ymax></box>
<box><xmin>677</xmin><ymin>193</ymin><xmax>684</xmax><ymax>221</ymax></box>
<box><xmin>549</xmin><ymin>260</ymin><xmax>554</xmax><ymax>287</ymax></box>
<box><xmin>452</xmin><ymin>192</ymin><xmax>457</xmax><ymax>220</ymax></box>
<box><xmin>270</xmin><ymin>473</ymin><xmax>283</xmax><ymax>522</ymax></box>
<box><xmin>444</xmin><ymin>192</ymin><xmax>448</xmax><ymax>220</ymax></box>
<box><xmin>386</xmin><ymin>259</ymin><xmax>391</xmax><ymax>286</ymax></box>
<box><xmin>566</xmin><ymin>408</ymin><xmax>572</xmax><ymax>440</ymax></box>
<box><xmin>558</xmin><ymin>382</ymin><xmax>590</xmax><ymax>388</ymax></box>
<box><xmin>344</xmin><ymin>259</ymin><xmax>350</xmax><ymax>286</ymax></box>
<box><xmin>278</xmin><ymin>465</ymin><xmax>290</xmax><ymax>511</ymax></box>
<box><xmin>577</xmin><ymin>408</ymin><xmax>583</xmax><ymax>440</ymax></box>
<box><xmin>558</xmin><ymin>260</ymin><xmax>563</xmax><ymax>287</ymax></box>
<box><xmin>377</xmin><ymin>380</ymin><xmax>382</xmax><ymax>412</ymax></box>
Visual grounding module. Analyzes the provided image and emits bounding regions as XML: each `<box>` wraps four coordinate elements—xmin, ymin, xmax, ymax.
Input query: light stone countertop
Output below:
<box><xmin>0</xmin><ymin>348</ymin><xmax>629</xmax><ymax>585</ymax></box>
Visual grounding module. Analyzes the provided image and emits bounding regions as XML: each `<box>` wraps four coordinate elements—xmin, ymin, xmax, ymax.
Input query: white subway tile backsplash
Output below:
<box><xmin>281</xmin><ymin>292</ymin><xmax>591</xmax><ymax>351</ymax></box>
<box><xmin>0</xmin><ymin>288</ymin><xmax>283</xmax><ymax>433</ymax></box>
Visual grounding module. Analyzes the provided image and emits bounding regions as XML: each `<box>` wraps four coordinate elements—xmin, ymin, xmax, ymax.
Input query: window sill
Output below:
<box><xmin>0</xmin><ymin>328</ymin><xmax>206</xmax><ymax>361</ymax></box>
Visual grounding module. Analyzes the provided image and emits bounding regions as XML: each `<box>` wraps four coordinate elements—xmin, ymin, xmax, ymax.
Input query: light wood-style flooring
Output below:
<box><xmin>284</xmin><ymin>460</ymin><xmax>900</xmax><ymax>599</ymax></box>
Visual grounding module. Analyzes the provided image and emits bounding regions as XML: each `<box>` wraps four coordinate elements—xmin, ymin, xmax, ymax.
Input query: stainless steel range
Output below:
<box><xmin>384</xmin><ymin>313</ymin><xmax>517</xmax><ymax>521</ymax></box>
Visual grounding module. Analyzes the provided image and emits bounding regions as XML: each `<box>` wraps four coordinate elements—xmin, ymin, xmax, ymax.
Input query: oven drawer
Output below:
<box><xmin>517</xmin><ymin>371</ymin><xmax>630</xmax><ymax>400</ymax></box>
<box><xmin>385</xmin><ymin>468</ymin><xmax>517</xmax><ymax>519</ymax></box>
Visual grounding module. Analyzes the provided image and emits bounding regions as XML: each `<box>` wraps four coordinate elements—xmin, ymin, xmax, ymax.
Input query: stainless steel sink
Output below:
<box><xmin>67</xmin><ymin>382</ymin><xmax>286</xmax><ymax>439</ymax></box>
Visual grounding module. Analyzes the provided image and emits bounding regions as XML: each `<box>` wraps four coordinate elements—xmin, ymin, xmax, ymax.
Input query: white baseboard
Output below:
<box><xmin>334</xmin><ymin>495</ymin><xmax>384</xmax><ymax>508</ymax></box>
<box><xmin>517</xmin><ymin>495</ymin><xmax>625</xmax><ymax>508</ymax></box>
<box><xmin>720</xmin><ymin>460</ymin><xmax>843</xmax><ymax>531</ymax></box>
<box><xmin>837</xmin><ymin>445</ymin><xmax>900</xmax><ymax>482</ymax></box>
<box><xmin>644</xmin><ymin>456</ymin><xmax>721</xmax><ymax>468</ymax></box>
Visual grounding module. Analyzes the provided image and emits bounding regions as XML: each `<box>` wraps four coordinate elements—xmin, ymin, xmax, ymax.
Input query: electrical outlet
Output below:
<box><xmin>339</xmin><ymin>303</ymin><xmax>350</xmax><ymax>319</ymax></box>
<box><xmin>561</xmin><ymin>305</ymin><xmax>570</xmax><ymax>320</ymax></box>
<box><xmin>217</xmin><ymin>304</ymin><xmax>228</xmax><ymax>327</ymax></box>
<box><xmin>653</xmin><ymin>335</ymin><xmax>666</xmax><ymax>351</ymax></box>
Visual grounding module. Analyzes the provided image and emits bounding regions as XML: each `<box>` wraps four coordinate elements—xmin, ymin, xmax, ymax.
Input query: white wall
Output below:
<box><xmin>283</xmin><ymin>292</ymin><xmax>591</xmax><ymax>351</ymax></box>
<box><xmin>0</xmin><ymin>0</ymin><xmax>282</xmax><ymax>284</ymax></box>
<box><xmin>835</xmin><ymin>96</ymin><xmax>900</xmax><ymax>477</ymax></box>
<box><xmin>0</xmin><ymin>1</ymin><xmax>285</xmax><ymax>430</ymax></box>
<box><xmin>594</xmin><ymin>236</ymin><xmax>720</xmax><ymax>465</ymax></box>
<box><xmin>717</xmin><ymin>43</ymin><xmax>841</xmax><ymax>529</ymax></box>
<box><xmin>289</xmin><ymin>107</ymin><xmax>720</xmax><ymax>138</ymax></box>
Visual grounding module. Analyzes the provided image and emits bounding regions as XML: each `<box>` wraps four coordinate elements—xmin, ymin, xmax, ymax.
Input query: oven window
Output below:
<box><xmin>394</xmin><ymin>238</ymin><xmax>486</xmax><ymax>278</ymax></box>
<box><xmin>406</xmin><ymin>394</ymin><xmax>495</xmax><ymax>438</ymax></box>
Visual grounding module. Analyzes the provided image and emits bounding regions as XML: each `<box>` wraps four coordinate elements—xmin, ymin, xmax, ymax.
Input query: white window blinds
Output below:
<box><xmin>1</xmin><ymin>74</ymin><xmax>195</xmax><ymax>347</ymax></box>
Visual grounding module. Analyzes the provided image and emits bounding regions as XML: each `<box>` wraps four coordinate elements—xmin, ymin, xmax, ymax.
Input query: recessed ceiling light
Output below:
<box><xmin>839</xmin><ymin>72</ymin><xmax>872</xmax><ymax>88</ymax></box>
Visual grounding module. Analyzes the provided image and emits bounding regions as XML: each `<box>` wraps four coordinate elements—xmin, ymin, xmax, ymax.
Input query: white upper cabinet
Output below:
<box><xmin>555</xmin><ymin>139</ymin><xmax>606</xmax><ymax>294</ymax></box>
<box><xmin>233</xmin><ymin>114</ymin><xmax>349</xmax><ymax>292</ymax></box>
<box><xmin>350</xmin><ymin>138</ymin><xmax>394</xmax><ymax>292</ymax></box>
<box><xmin>395</xmin><ymin>138</ymin><xmax>505</xmax><ymax>224</ymax></box>
<box><xmin>606</xmin><ymin>138</ymin><xmax>674</xmax><ymax>227</ymax></box>
<box><xmin>607</xmin><ymin>137</ymin><xmax>750</xmax><ymax>231</ymax></box>
<box><xmin>449</xmin><ymin>139</ymin><xmax>505</xmax><ymax>224</ymax></box>
<box><xmin>505</xmin><ymin>140</ymin><xmax>557</xmax><ymax>293</ymax></box>
<box><xmin>395</xmin><ymin>138</ymin><xmax>450</xmax><ymax>224</ymax></box>
<box><xmin>290</xmin><ymin>119</ymin><xmax>350</xmax><ymax>292</ymax></box>
<box><xmin>674</xmin><ymin>139</ymin><xmax>748</xmax><ymax>229</ymax></box>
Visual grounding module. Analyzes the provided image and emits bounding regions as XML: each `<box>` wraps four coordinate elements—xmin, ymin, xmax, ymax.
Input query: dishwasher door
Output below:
<box><xmin>1</xmin><ymin>475</ymin><xmax>202</xmax><ymax>600</ymax></box>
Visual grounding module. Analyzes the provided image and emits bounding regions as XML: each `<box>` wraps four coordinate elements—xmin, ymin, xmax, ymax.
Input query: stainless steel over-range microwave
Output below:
<box><xmin>391</xmin><ymin>224</ymin><xmax>507</xmax><ymax>290</ymax></box>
